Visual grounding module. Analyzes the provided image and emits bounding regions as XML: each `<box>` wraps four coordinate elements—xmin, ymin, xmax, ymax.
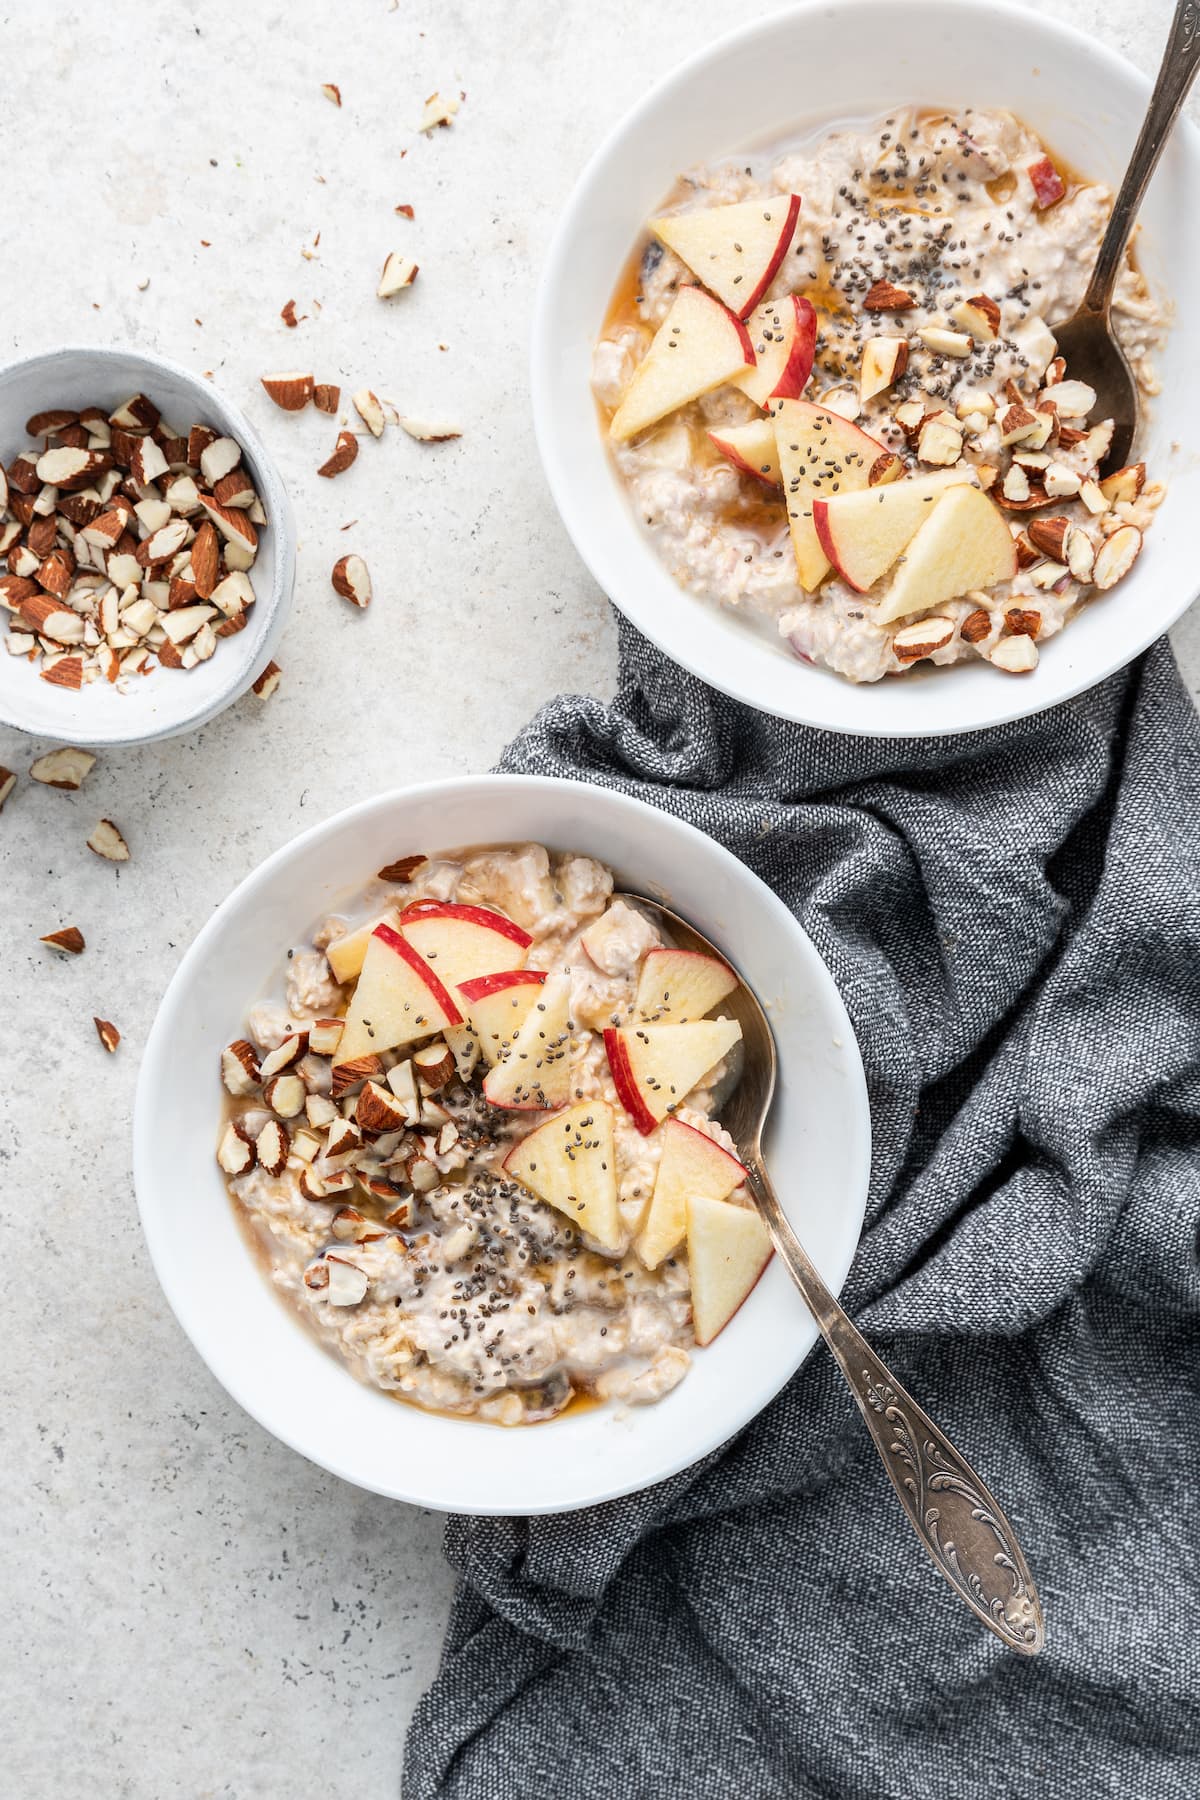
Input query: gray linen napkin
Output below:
<box><xmin>403</xmin><ymin>621</ymin><xmax>1200</xmax><ymax>1800</ymax></box>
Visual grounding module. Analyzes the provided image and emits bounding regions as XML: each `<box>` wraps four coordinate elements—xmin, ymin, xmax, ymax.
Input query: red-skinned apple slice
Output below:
<box><xmin>503</xmin><ymin>1100</ymin><xmax>621</xmax><ymax>1252</ymax></box>
<box><xmin>604</xmin><ymin>1018</ymin><xmax>742</xmax><ymax>1136</ymax></box>
<box><xmin>708</xmin><ymin>418</ymin><xmax>781</xmax><ymax>487</ymax></box>
<box><xmin>650</xmin><ymin>194</ymin><xmax>801</xmax><ymax>317</ymax></box>
<box><xmin>687</xmin><ymin>1193</ymin><xmax>773</xmax><ymax>1345</ymax></box>
<box><xmin>335</xmin><ymin>923</ymin><xmax>461</xmax><ymax>1065</ymax></box>
<box><xmin>399</xmin><ymin>900</ymin><xmax>531</xmax><ymax>987</ymax></box>
<box><xmin>637</xmin><ymin>1118</ymin><xmax>747</xmax><ymax>1270</ymax></box>
<box><xmin>483</xmin><ymin>968</ymin><xmax>574</xmax><ymax>1110</ymax></box>
<box><xmin>1027</xmin><ymin>157</ymin><xmax>1066</xmax><ymax>209</ymax></box>
<box><xmin>874</xmin><ymin>483</ymin><xmax>1017</xmax><ymax>624</ymax></box>
<box><xmin>812</xmin><ymin>469</ymin><xmax>978</xmax><ymax>595</ymax></box>
<box><xmin>731</xmin><ymin>294</ymin><xmax>817</xmax><ymax>408</ymax></box>
<box><xmin>457</xmin><ymin>968</ymin><xmax>546</xmax><ymax>1067</ymax></box>
<box><xmin>327</xmin><ymin>911</ymin><xmax>397</xmax><ymax>984</ymax></box>
<box><xmin>773</xmin><ymin>399</ymin><xmax>901</xmax><ymax>589</ymax></box>
<box><xmin>634</xmin><ymin>947</ymin><xmax>738</xmax><ymax>1024</ymax></box>
<box><xmin>610</xmin><ymin>287</ymin><xmax>754</xmax><ymax>442</ymax></box>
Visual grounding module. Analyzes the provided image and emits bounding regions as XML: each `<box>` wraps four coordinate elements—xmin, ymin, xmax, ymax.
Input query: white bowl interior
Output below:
<box><xmin>532</xmin><ymin>0</ymin><xmax>1200</xmax><ymax>734</ymax></box>
<box><xmin>134</xmin><ymin>776</ymin><xmax>871</xmax><ymax>1514</ymax></box>
<box><xmin>0</xmin><ymin>346</ymin><xmax>295</xmax><ymax>746</ymax></box>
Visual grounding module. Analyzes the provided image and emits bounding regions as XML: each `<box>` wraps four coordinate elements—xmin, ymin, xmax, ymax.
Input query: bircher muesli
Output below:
<box><xmin>216</xmin><ymin>843</ymin><xmax>774</xmax><ymax>1425</ymax></box>
<box><xmin>593</xmin><ymin>107</ymin><xmax>1164</xmax><ymax>682</ymax></box>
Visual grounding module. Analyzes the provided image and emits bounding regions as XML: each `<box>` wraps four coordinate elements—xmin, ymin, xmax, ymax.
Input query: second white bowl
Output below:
<box><xmin>532</xmin><ymin>0</ymin><xmax>1200</xmax><ymax>735</ymax></box>
<box><xmin>134</xmin><ymin>775</ymin><xmax>871</xmax><ymax>1514</ymax></box>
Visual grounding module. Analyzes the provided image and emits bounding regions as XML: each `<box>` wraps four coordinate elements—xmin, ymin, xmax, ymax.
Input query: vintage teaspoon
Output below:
<box><xmin>1054</xmin><ymin>0</ymin><xmax>1200</xmax><ymax>470</ymax></box>
<box><xmin>619</xmin><ymin>893</ymin><xmax>1045</xmax><ymax>1655</ymax></box>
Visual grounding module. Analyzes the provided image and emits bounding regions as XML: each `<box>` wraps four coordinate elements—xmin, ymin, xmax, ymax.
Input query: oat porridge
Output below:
<box><xmin>593</xmin><ymin>108</ymin><xmax>1165</xmax><ymax>682</ymax></box>
<box><xmin>215</xmin><ymin>843</ymin><xmax>774</xmax><ymax>1425</ymax></box>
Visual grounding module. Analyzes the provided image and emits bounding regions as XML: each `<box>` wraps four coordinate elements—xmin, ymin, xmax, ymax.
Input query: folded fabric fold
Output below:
<box><xmin>403</xmin><ymin>621</ymin><xmax>1200</xmax><ymax>1800</ymax></box>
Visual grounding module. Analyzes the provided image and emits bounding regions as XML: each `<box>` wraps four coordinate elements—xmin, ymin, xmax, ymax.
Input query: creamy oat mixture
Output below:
<box><xmin>215</xmin><ymin>844</ymin><xmax>754</xmax><ymax>1425</ymax></box>
<box><xmin>594</xmin><ymin>108</ymin><xmax>1166</xmax><ymax>682</ymax></box>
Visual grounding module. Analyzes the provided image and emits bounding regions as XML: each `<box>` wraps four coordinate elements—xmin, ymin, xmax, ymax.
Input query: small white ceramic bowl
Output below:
<box><xmin>532</xmin><ymin>0</ymin><xmax>1200</xmax><ymax>736</ymax></box>
<box><xmin>134</xmin><ymin>775</ymin><xmax>871</xmax><ymax>1514</ymax></box>
<box><xmin>0</xmin><ymin>345</ymin><xmax>295</xmax><ymax>746</ymax></box>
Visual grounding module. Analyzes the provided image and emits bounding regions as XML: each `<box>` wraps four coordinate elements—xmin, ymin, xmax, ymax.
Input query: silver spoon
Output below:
<box><xmin>619</xmin><ymin>893</ymin><xmax>1045</xmax><ymax>1656</ymax></box>
<box><xmin>1053</xmin><ymin>0</ymin><xmax>1200</xmax><ymax>471</ymax></box>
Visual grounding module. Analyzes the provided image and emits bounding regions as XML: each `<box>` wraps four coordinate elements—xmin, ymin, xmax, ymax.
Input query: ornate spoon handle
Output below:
<box><xmin>1083</xmin><ymin>0</ymin><xmax>1200</xmax><ymax>317</ymax></box>
<box><xmin>748</xmin><ymin>1157</ymin><xmax>1045</xmax><ymax>1655</ymax></box>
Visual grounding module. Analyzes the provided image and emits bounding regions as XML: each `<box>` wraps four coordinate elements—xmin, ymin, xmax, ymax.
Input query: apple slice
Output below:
<box><xmin>483</xmin><ymin>968</ymin><xmax>574</xmax><ymax>1110</ymax></box>
<box><xmin>503</xmin><ymin>1100</ymin><xmax>621</xmax><ymax>1252</ymax></box>
<box><xmin>604</xmin><ymin>1018</ymin><xmax>742</xmax><ymax>1136</ymax></box>
<box><xmin>1027</xmin><ymin>156</ymin><xmax>1066</xmax><ymax>210</ymax></box>
<box><xmin>731</xmin><ymin>294</ymin><xmax>817</xmax><ymax>408</ymax></box>
<box><xmin>335</xmin><ymin>923</ymin><xmax>462</xmax><ymax>1065</ymax></box>
<box><xmin>708</xmin><ymin>418</ymin><xmax>781</xmax><ymax>487</ymax></box>
<box><xmin>327</xmin><ymin>912</ymin><xmax>397</xmax><ymax>984</ymax></box>
<box><xmin>610</xmin><ymin>287</ymin><xmax>754</xmax><ymax>442</ymax></box>
<box><xmin>637</xmin><ymin>1118</ymin><xmax>747</xmax><ymax>1270</ymax></box>
<box><xmin>812</xmin><ymin>469</ymin><xmax>978</xmax><ymax>594</ymax></box>
<box><xmin>687</xmin><ymin>1193</ymin><xmax>773</xmax><ymax>1346</ymax></box>
<box><xmin>457</xmin><ymin>969</ymin><xmax>547</xmax><ymax>1067</ymax></box>
<box><xmin>399</xmin><ymin>900</ymin><xmax>531</xmax><ymax>988</ymax></box>
<box><xmin>874</xmin><ymin>483</ymin><xmax>1018</xmax><ymax>624</ymax></box>
<box><xmin>772</xmin><ymin>399</ymin><xmax>901</xmax><ymax>590</ymax></box>
<box><xmin>651</xmin><ymin>194</ymin><xmax>801</xmax><ymax>318</ymax></box>
<box><xmin>634</xmin><ymin>947</ymin><xmax>738</xmax><ymax>1024</ymax></box>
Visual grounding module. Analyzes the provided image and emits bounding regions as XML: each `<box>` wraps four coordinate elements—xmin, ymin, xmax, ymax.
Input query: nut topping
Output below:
<box><xmin>331</xmin><ymin>553</ymin><xmax>372</xmax><ymax>608</ymax></box>
<box><xmin>29</xmin><ymin>746</ymin><xmax>96</xmax><ymax>789</ymax></box>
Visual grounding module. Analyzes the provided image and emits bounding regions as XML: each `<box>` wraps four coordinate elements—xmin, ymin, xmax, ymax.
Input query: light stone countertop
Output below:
<box><xmin>2</xmin><ymin>3</ymin><xmax>1197</xmax><ymax>1795</ymax></box>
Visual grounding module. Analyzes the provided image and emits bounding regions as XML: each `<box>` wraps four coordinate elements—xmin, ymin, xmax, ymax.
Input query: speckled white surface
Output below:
<box><xmin>2</xmin><ymin>2</ymin><xmax>1197</xmax><ymax>1794</ymax></box>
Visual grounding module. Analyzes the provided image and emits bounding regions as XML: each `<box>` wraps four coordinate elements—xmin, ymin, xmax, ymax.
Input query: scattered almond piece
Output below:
<box><xmin>352</xmin><ymin>389</ymin><xmax>386</xmax><ymax>438</ymax></box>
<box><xmin>313</xmin><ymin>383</ymin><xmax>340</xmax><ymax>414</ymax></box>
<box><xmin>218</xmin><ymin>1119</ymin><xmax>255</xmax><ymax>1174</ymax></box>
<box><xmin>377</xmin><ymin>853</ymin><xmax>426</xmax><ymax>882</ymax></box>
<box><xmin>864</xmin><ymin>279</ymin><xmax>914</xmax><ymax>311</ymax></box>
<box><xmin>395</xmin><ymin>203</ymin><xmax>414</xmax><ymax>219</ymax></box>
<box><xmin>396</xmin><ymin>417</ymin><xmax>461</xmax><ymax>442</ymax></box>
<box><xmin>318</xmin><ymin>431</ymin><xmax>359</xmax><ymax>477</ymax></box>
<box><xmin>281</xmin><ymin>299</ymin><xmax>303</xmax><ymax>329</ymax></box>
<box><xmin>94</xmin><ymin>1017</ymin><xmax>121</xmax><ymax>1053</ymax></box>
<box><xmin>418</xmin><ymin>91</ymin><xmax>459</xmax><ymax>132</ymax></box>
<box><xmin>989</xmin><ymin>635</ymin><xmax>1040</xmax><ymax>673</ymax></box>
<box><xmin>252</xmin><ymin>660</ymin><xmax>282</xmax><ymax>699</ymax></box>
<box><xmin>0</xmin><ymin>766</ymin><xmax>15</xmax><ymax>812</ymax></box>
<box><xmin>377</xmin><ymin>253</ymin><xmax>418</xmax><ymax>298</ymax></box>
<box><xmin>321</xmin><ymin>82</ymin><xmax>342</xmax><ymax>106</ymax></box>
<box><xmin>1092</xmin><ymin>525</ymin><xmax>1143</xmax><ymax>591</ymax></box>
<box><xmin>221</xmin><ymin>1039</ymin><xmax>261</xmax><ymax>1094</ymax></box>
<box><xmin>959</xmin><ymin>608</ymin><xmax>993</xmax><ymax>646</ymax></box>
<box><xmin>331</xmin><ymin>554</ymin><xmax>372</xmax><ymax>609</ymax></box>
<box><xmin>917</xmin><ymin>326</ymin><xmax>972</xmax><ymax>359</ymax></box>
<box><xmin>30</xmin><ymin>746</ymin><xmax>96</xmax><ymax>790</ymax></box>
<box><xmin>41</xmin><ymin>656</ymin><xmax>84</xmax><ymax>690</ymax></box>
<box><xmin>261</xmin><ymin>372</ymin><xmax>314</xmax><ymax>411</ymax></box>
<box><xmin>892</xmin><ymin>617</ymin><xmax>955</xmax><ymax>663</ymax></box>
<box><xmin>87</xmin><ymin>818</ymin><xmax>130</xmax><ymax>861</ymax></box>
<box><xmin>41</xmin><ymin>925</ymin><xmax>85</xmax><ymax>954</ymax></box>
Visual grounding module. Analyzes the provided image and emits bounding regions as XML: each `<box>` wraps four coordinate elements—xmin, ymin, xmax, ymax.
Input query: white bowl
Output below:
<box><xmin>134</xmin><ymin>775</ymin><xmax>870</xmax><ymax>1514</ymax></box>
<box><xmin>0</xmin><ymin>345</ymin><xmax>295</xmax><ymax>746</ymax></box>
<box><xmin>532</xmin><ymin>0</ymin><xmax>1200</xmax><ymax>736</ymax></box>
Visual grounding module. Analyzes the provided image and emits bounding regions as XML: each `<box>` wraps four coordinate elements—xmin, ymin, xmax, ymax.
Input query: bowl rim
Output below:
<box><xmin>530</xmin><ymin>0</ymin><xmax>1200</xmax><ymax>735</ymax></box>
<box><xmin>0</xmin><ymin>341</ymin><xmax>295</xmax><ymax>747</ymax></box>
<box><xmin>132</xmin><ymin>772</ymin><xmax>873</xmax><ymax>1512</ymax></box>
